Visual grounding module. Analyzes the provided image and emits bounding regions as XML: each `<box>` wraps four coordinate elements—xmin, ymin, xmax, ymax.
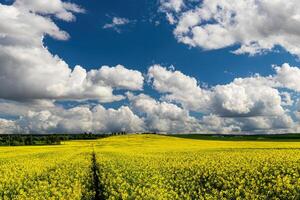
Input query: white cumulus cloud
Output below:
<box><xmin>128</xmin><ymin>93</ymin><xmax>202</xmax><ymax>133</ymax></box>
<box><xmin>0</xmin><ymin>1</ymin><xmax>143</xmax><ymax>102</ymax></box>
<box><xmin>147</xmin><ymin>64</ymin><xmax>300</xmax><ymax>119</ymax></box>
<box><xmin>1</xmin><ymin>0</ymin><xmax>300</xmax><ymax>134</ymax></box>
<box><xmin>0</xmin><ymin>119</ymin><xmax>19</xmax><ymax>134</ymax></box>
<box><xmin>16</xmin><ymin>104</ymin><xmax>145</xmax><ymax>134</ymax></box>
<box><xmin>273</xmin><ymin>63</ymin><xmax>300</xmax><ymax>92</ymax></box>
<box><xmin>161</xmin><ymin>0</ymin><xmax>300</xmax><ymax>57</ymax></box>
<box><xmin>148</xmin><ymin>64</ymin><xmax>211</xmax><ymax>112</ymax></box>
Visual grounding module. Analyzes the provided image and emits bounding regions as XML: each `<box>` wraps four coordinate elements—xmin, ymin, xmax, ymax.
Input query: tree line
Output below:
<box><xmin>0</xmin><ymin>132</ymin><xmax>157</xmax><ymax>146</ymax></box>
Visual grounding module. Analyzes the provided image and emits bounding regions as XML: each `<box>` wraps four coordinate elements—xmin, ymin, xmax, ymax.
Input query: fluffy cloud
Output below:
<box><xmin>18</xmin><ymin>110</ymin><xmax>61</xmax><ymax>134</ymax></box>
<box><xmin>238</xmin><ymin>115</ymin><xmax>294</xmax><ymax>132</ymax></box>
<box><xmin>146</xmin><ymin>64</ymin><xmax>300</xmax><ymax>133</ymax></box>
<box><xmin>273</xmin><ymin>63</ymin><xmax>300</xmax><ymax>92</ymax></box>
<box><xmin>4</xmin><ymin>99</ymin><xmax>294</xmax><ymax>134</ymax></box>
<box><xmin>148</xmin><ymin>65</ymin><xmax>285</xmax><ymax>117</ymax></box>
<box><xmin>92</xmin><ymin>65</ymin><xmax>144</xmax><ymax>91</ymax></box>
<box><xmin>148</xmin><ymin>63</ymin><xmax>300</xmax><ymax>119</ymax></box>
<box><xmin>0</xmin><ymin>99</ymin><xmax>56</xmax><ymax>117</ymax></box>
<box><xmin>280</xmin><ymin>92</ymin><xmax>294</xmax><ymax>107</ymax></box>
<box><xmin>128</xmin><ymin>93</ymin><xmax>201</xmax><ymax>133</ymax></box>
<box><xmin>211</xmin><ymin>79</ymin><xmax>284</xmax><ymax>117</ymax></box>
<box><xmin>160</xmin><ymin>0</ymin><xmax>184</xmax><ymax>12</ymax></box>
<box><xmin>161</xmin><ymin>0</ymin><xmax>300</xmax><ymax>57</ymax></box>
<box><xmin>0</xmin><ymin>95</ymin><xmax>201</xmax><ymax>134</ymax></box>
<box><xmin>0</xmin><ymin>0</ymin><xmax>146</xmax><ymax>134</ymax></box>
<box><xmin>200</xmin><ymin>114</ymin><xmax>295</xmax><ymax>134</ymax></box>
<box><xmin>92</xmin><ymin>105</ymin><xmax>145</xmax><ymax>133</ymax></box>
<box><xmin>1</xmin><ymin>61</ymin><xmax>299</xmax><ymax>134</ymax></box>
<box><xmin>0</xmin><ymin>1</ymin><xmax>143</xmax><ymax>102</ymax></box>
<box><xmin>200</xmin><ymin>115</ymin><xmax>241</xmax><ymax>133</ymax></box>
<box><xmin>14</xmin><ymin>0</ymin><xmax>85</xmax><ymax>21</ymax></box>
<box><xmin>1</xmin><ymin>0</ymin><xmax>300</xmax><ymax>134</ymax></box>
<box><xmin>0</xmin><ymin>119</ymin><xmax>19</xmax><ymax>134</ymax></box>
<box><xmin>148</xmin><ymin>65</ymin><xmax>211</xmax><ymax>112</ymax></box>
<box><xmin>16</xmin><ymin>104</ymin><xmax>144</xmax><ymax>134</ymax></box>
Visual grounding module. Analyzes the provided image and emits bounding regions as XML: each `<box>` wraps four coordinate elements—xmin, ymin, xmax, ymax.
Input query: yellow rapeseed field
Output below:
<box><xmin>95</xmin><ymin>135</ymin><xmax>300</xmax><ymax>200</ymax></box>
<box><xmin>0</xmin><ymin>144</ymin><xmax>94</xmax><ymax>200</ymax></box>
<box><xmin>1</xmin><ymin>134</ymin><xmax>300</xmax><ymax>199</ymax></box>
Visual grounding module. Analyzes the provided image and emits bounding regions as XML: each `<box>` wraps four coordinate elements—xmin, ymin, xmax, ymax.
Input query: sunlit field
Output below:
<box><xmin>1</xmin><ymin>134</ymin><xmax>300</xmax><ymax>199</ymax></box>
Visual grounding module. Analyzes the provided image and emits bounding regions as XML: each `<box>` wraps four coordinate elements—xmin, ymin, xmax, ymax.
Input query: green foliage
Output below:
<box><xmin>0</xmin><ymin>133</ymin><xmax>109</xmax><ymax>146</ymax></box>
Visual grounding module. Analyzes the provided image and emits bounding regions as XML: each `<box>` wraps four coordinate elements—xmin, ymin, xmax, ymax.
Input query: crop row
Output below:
<box><xmin>95</xmin><ymin>149</ymin><xmax>300</xmax><ymax>200</ymax></box>
<box><xmin>0</xmin><ymin>146</ymin><xmax>94</xmax><ymax>200</ymax></box>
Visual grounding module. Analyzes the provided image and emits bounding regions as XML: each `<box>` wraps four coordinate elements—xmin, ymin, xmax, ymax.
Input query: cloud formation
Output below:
<box><xmin>0</xmin><ymin>1</ymin><xmax>143</xmax><ymax>102</ymax></box>
<box><xmin>160</xmin><ymin>0</ymin><xmax>184</xmax><ymax>13</ymax></box>
<box><xmin>14</xmin><ymin>0</ymin><xmax>85</xmax><ymax>21</ymax></box>
<box><xmin>1</xmin><ymin>61</ymin><xmax>300</xmax><ymax>134</ymax></box>
<box><xmin>147</xmin><ymin>65</ymin><xmax>285</xmax><ymax>117</ymax></box>
<box><xmin>148</xmin><ymin>64</ymin><xmax>210</xmax><ymax>112</ymax></box>
<box><xmin>0</xmin><ymin>119</ymin><xmax>18</xmax><ymax>134</ymax></box>
<box><xmin>128</xmin><ymin>93</ymin><xmax>201</xmax><ymax>133</ymax></box>
<box><xmin>161</xmin><ymin>0</ymin><xmax>300</xmax><ymax>57</ymax></box>
<box><xmin>16</xmin><ymin>105</ymin><xmax>145</xmax><ymax>134</ymax></box>
<box><xmin>0</xmin><ymin>0</ymin><xmax>300</xmax><ymax>134</ymax></box>
<box><xmin>147</xmin><ymin>64</ymin><xmax>300</xmax><ymax>133</ymax></box>
<box><xmin>274</xmin><ymin>63</ymin><xmax>300</xmax><ymax>92</ymax></box>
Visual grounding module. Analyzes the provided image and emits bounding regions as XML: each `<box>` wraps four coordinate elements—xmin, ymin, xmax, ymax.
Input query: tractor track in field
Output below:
<box><xmin>91</xmin><ymin>151</ymin><xmax>105</xmax><ymax>200</ymax></box>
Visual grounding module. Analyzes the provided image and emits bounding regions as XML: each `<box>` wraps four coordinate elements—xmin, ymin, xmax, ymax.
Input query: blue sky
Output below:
<box><xmin>45</xmin><ymin>0</ymin><xmax>299</xmax><ymax>86</ymax></box>
<box><xmin>46</xmin><ymin>0</ymin><xmax>299</xmax><ymax>110</ymax></box>
<box><xmin>0</xmin><ymin>0</ymin><xmax>300</xmax><ymax>134</ymax></box>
